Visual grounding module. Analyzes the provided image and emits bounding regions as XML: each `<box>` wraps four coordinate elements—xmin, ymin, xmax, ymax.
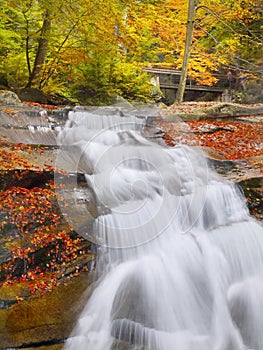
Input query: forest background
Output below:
<box><xmin>0</xmin><ymin>0</ymin><xmax>262</xmax><ymax>105</ymax></box>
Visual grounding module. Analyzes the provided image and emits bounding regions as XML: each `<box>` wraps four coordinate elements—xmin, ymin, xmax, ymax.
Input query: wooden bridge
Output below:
<box><xmin>143</xmin><ymin>67</ymin><xmax>227</xmax><ymax>104</ymax></box>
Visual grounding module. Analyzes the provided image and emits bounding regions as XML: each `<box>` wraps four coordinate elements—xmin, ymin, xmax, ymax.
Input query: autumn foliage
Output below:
<box><xmin>0</xmin><ymin>139</ymin><xmax>94</xmax><ymax>296</ymax></box>
<box><xmin>0</xmin><ymin>0</ymin><xmax>262</xmax><ymax>103</ymax></box>
<box><xmin>0</xmin><ymin>180</ymin><xmax>94</xmax><ymax>295</ymax></box>
<box><xmin>157</xmin><ymin>118</ymin><xmax>263</xmax><ymax>161</ymax></box>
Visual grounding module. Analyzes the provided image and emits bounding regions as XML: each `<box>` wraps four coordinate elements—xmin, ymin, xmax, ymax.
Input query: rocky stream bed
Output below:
<box><xmin>0</xmin><ymin>93</ymin><xmax>262</xmax><ymax>349</ymax></box>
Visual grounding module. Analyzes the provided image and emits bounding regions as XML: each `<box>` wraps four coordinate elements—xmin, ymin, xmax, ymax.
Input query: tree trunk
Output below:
<box><xmin>26</xmin><ymin>11</ymin><xmax>51</xmax><ymax>89</ymax></box>
<box><xmin>175</xmin><ymin>0</ymin><xmax>199</xmax><ymax>103</ymax></box>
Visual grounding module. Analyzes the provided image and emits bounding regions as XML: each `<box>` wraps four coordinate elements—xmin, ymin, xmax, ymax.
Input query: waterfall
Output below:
<box><xmin>0</xmin><ymin>106</ymin><xmax>65</xmax><ymax>145</ymax></box>
<box><xmin>56</xmin><ymin>106</ymin><xmax>263</xmax><ymax>350</ymax></box>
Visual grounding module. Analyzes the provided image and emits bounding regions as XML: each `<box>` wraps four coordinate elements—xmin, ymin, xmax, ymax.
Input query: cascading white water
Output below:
<box><xmin>56</xmin><ymin>106</ymin><xmax>263</xmax><ymax>350</ymax></box>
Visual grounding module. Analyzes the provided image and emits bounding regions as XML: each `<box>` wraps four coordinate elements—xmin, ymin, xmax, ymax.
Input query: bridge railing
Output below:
<box><xmin>143</xmin><ymin>67</ymin><xmax>228</xmax><ymax>92</ymax></box>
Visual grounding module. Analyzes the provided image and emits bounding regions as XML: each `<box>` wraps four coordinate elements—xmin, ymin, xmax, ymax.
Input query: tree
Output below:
<box><xmin>195</xmin><ymin>0</ymin><xmax>263</xmax><ymax>79</ymax></box>
<box><xmin>175</xmin><ymin>0</ymin><xmax>199</xmax><ymax>103</ymax></box>
<box><xmin>0</xmin><ymin>0</ymin><xmax>261</xmax><ymax>103</ymax></box>
<box><xmin>0</xmin><ymin>0</ymin><xmax>88</xmax><ymax>91</ymax></box>
<box><xmin>26</xmin><ymin>8</ymin><xmax>51</xmax><ymax>88</ymax></box>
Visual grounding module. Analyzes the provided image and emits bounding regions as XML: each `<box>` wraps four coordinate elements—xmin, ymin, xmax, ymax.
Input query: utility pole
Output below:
<box><xmin>175</xmin><ymin>0</ymin><xmax>199</xmax><ymax>103</ymax></box>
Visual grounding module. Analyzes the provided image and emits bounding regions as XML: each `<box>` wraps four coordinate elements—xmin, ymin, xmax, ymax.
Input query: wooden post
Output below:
<box><xmin>175</xmin><ymin>0</ymin><xmax>199</xmax><ymax>103</ymax></box>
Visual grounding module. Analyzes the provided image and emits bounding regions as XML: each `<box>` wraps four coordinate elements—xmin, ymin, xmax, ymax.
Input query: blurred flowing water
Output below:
<box><xmin>0</xmin><ymin>105</ymin><xmax>68</xmax><ymax>145</ymax></box>
<box><xmin>55</xmin><ymin>106</ymin><xmax>263</xmax><ymax>350</ymax></box>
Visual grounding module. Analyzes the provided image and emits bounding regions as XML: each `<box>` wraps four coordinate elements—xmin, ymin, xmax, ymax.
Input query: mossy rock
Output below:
<box><xmin>165</xmin><ymin>102</ymin><xmax>263</xmax><ymax>120</ymax></box>
<box><xmin>198</xmin><ymin>103</ymin><xmax>263</xmax><ymax>118</ymax></box>
<box><xmin>0</xmin><ymin>90</ymin><xmax>22</xmax><ymax>105</ymax></box>
<box><xmin>0</xmin><ymin>272</ymin><xmax>92</xmax><ymax>348</ymax></box>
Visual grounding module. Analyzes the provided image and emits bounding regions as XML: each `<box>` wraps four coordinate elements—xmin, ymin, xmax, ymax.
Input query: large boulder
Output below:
<box><xmin>0</xmin><ymin>90</ymin><xmax>21</xmax><ymax>105</ymax></box>
<box><xmin>18</xmin><ymin>88</ymin><xmax>49</xmax><ymax>104</ymax></box>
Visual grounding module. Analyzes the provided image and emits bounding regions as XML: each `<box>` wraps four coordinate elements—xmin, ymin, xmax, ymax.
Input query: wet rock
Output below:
<box><xmin>0</xmin><ymin>169</ymin><xmax>54</xmax><ymax>191</ymax></box>
<box><xmin>0</xmin><ymin>299</ymin><xmax>16</xmax><ymax>309</ymax></box>
<box><xmin>26</xmin><ymin>345</ymin><xmax>63</xmax><ymax>350</ymax></box>
<box><xmin>0</xmin><ymin>272</ymin><xmax>92</xmax><ymax>349</ymax></box>
<box><xmin>238</xmin><ymin>177</ymin><xmax>263</xmax><ymax>221</ymax></box>
<box><xmin>0</xmin><ymin>90</ymin><xmax>22</xmax><ymax>105</ymax></box>
<box><xmin>207</xmin><ymin>157</ymin><xmax>262</xmax><ymax>221</ymax></box>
